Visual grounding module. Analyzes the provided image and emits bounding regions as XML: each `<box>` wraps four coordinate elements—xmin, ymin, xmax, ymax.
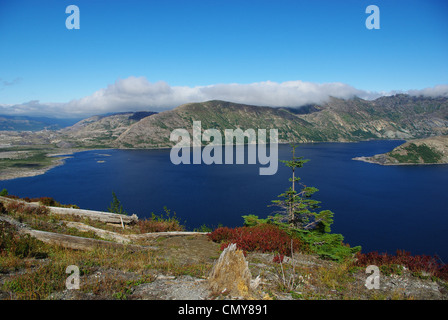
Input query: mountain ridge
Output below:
<box><xmin>1</xmin><ymin>94</ymin><xmax>447</xmax><ymax>180</ymax></box>
<box><xmin>110</xmin><ymin>95</ymin><xmax>448</xmax><ymax>148</ymax></box>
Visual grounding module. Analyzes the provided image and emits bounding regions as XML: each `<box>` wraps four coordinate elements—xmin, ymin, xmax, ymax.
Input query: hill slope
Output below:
<box><xmin>354</xmin><ymin>135</ymin><xmax>448</xmax><ymax>165</ymax></box>
<box><xmin>113</xmin><ymin>96</ymin><xmax>448</xmax><ymax>148</ymax></box>
<box><xmin>57</xmin><ymin>111</ymin><xmax>157</xmax><ymax>148</ymax></box>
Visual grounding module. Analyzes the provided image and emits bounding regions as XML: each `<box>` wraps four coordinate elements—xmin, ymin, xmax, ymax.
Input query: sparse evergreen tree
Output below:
<box><xmin>108</xmin><ymin>191</ymin><xmax>128</xmax><ymax>215</ymax></box>
<box><xmin>272</xmin><ymin>144</ymin><xmax>334</xmax><ymax>233</ymax></box>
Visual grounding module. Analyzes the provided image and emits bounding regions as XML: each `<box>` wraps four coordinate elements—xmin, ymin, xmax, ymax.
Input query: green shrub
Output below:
<box><xmin>0</xmin><ymin>221</ymin><xmax>47</xmax><ymax>259</ymax></box>
<box><xmin>108</xmin><ymin>191</ymin><xmax>128</xmax><ymax>215</ymax></box>
<box><xmin>193</xmin><ymin>224</ymin><xmax>213</xmax><ymax>232</ymax></box>
<box><xmin>2</xmin><ymin>263</ymin><xmax>66</xmax><ymax>299</ymax></box>
<box><xmin>138</xmin><ymin>207</ymin><xmax>184</xmax><ymax>233</ymax></box>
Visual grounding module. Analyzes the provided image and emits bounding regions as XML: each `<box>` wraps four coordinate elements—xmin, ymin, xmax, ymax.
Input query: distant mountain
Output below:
<box><xmin>44</xmin><ymin>95</ymin><xmax>448</xmax><ymax>149</ymax></box>
<box><xmin>57</xmin><ymin>111</ymin><xmax>157</xmax><ymax>148</ymax></box>
<box><xmin>115</xmin><ymin>100</ymin><xmax>314</xmax><ymax>148</ymax></box>
<box><xmin>2</xmin><ymin>95</ymin><xmax>448</xmax><ymax>160</ymax></box>
<box><xmin>297</xmin><ymin>94</ymin><xmax>448</xmax><ymax>140</ymax></box>
<box><xmin>0</xmin><ymin>115</ymin><xmax>81</xmax><ymax>131</ymax></box>
<box><xmin>111</xmin><ymin>96</ymin><xmax>448</xmax><ymax>148</ymax></box>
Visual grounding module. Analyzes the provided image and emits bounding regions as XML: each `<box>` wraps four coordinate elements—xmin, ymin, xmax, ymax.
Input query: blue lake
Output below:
<box><xmin>1</xmin><ymin>140</ymin><xmax>448</xmax><ymax>261</ymax></box>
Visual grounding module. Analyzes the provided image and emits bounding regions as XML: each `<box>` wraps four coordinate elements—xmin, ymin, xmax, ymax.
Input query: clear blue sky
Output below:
<box><xmin>0</xmin><ymin>0</ymin><xmax>447</xmax><ymax>105</ymax></box>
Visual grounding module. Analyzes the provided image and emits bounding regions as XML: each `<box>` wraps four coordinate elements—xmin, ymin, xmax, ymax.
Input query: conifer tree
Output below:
<box><xmin>108</xmin><ymin>191</ymin><xmax>128</xmax><ymax>215</ymax></box>
<box><xmin>272</xmin><ymin>144</ymin><xmax>334</xmax><ymax>233</ymax></box>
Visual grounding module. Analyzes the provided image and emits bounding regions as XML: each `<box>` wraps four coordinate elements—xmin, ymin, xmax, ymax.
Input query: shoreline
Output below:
<box><xmin>0</xmin><ymin>139</ymin><xmax>409</xmax><ymax>182</ymax></box>
<box><xmin>0</xmin><ymin>148</ymin><xmax>95</xmax><ymax>182</ymax></box>
<box><xmin>352</xmin><ymin>156</ymin><xmax>448</xmax><ymax>166</ymax></box>
<box><xmin>0</xmin><ymin>157</ymin><xmax>66</xmax><ymax>181</ymax></box>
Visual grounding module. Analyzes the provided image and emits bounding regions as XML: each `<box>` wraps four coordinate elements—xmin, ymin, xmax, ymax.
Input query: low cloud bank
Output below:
<box><xmin>1</xmin><ymin>77</ymin><xmax>447</xmax><ymax>118</ymax></box>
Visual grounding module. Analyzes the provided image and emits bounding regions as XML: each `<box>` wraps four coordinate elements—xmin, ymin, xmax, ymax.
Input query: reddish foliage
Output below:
<box><xmin>355</xmin><ymin>250</ymin><xmax>448</xmax><ymax>281</ymax></box>
<box><xmin>273</xmin><ymin>254</ymin><xmax>285</xmax><ymax>263</ymax></box>
<box><xmin>4</xmin><ymin>201</ymin><xmax>49</xmax><ymax>216</ymax></box>
<box><xmin>4</xmin><ymin>195</ymin><xmax>78</xmax><ymax>208</ymax></box>
<box><xmin>208</xmin><ymin>227</ymin><xmax>237</xmax><ymax>243</ymax></box>
<box><xmin>33</xmin><ymin>197</ymin><xmax>57</xmax><ymax>206</ymax></box>
<box><xmin>4</xmin><ymin>195</ymin><xmax>20</xmax><ymax>200</ymax></box>
<box><xmin>20</xmin><ymin>197</ymin><xmax>57</xmax><ymax>206</ymax></box>
<box><xmin>208</xmin><ymin>224</ymin><xmax>303</xmax><ymax>259</ymax></box>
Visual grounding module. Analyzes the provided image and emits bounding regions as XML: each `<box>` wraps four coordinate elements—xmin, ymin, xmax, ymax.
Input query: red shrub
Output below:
<box><xmin>208</xmin><ymin>224</ymin><xmax>304</xmax><ymax>258</ymax></box>
<box><xmin>4</xmin><ymin>201</ymin><xmax>24</xmax><ymax>213</ymax></box>
<box><xmin>355</xmin><ymin>250</ymin><xmax>448</xmax><ymax>280</ymax></box>
<box><xmin>273</xmin><ymin>254</ymin><xmax>285</xmax><ymax>263</ymax></box>
<box><xmin>4</xmin><ymin>201</ymin><xmax>49</xmax><ymax>216</ymax></box>
<box><xmin>207</xmin><ymin>227</ymin><xmax>238</xmax><ymax>243</ymax></box>
<box><xmin>4</xmin><ymin>195</ymin><xmax>19</xmax><ymax>200</ymax></box>
<box><xmin>35</xmin><ymin>197</ymin><xmax>57</xmax><ymax>206</ymax></box>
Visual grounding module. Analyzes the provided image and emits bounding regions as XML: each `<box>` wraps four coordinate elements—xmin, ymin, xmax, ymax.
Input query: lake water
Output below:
<box><xmin>1</xmin><ymin>140</ymin><xmax>448</xmax><ymax>261</ymax></box>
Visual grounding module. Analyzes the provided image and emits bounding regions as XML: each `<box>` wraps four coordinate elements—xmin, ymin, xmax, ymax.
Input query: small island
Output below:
<box><xmin>353</xmin><ymin>135</ymin><xmax>448</xmax><ymax>165</ymax></box>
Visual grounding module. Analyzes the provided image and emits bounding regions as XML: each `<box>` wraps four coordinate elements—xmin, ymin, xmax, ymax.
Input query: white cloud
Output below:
<box><xmin>0</xmin><ymin>100</ymin><xmax>63</xmax><ymax>117</ymax></box>
<box><xmin>406</xmin><ymin>84</ymin><xmax>448</xmax><ymax>98</ymax></box>
<box><xmin>60</xmin><ymin>77</ymin><xmax>378</xmax><ymax>115</ymax></box>
<box><xmin>1</xmin><ymin>76</ymin><xmax>447</xmax><ymax>118</ymax></box>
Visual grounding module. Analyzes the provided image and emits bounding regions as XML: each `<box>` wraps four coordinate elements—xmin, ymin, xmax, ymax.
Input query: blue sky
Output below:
<box><xmin>0</xmin><ymin>0</ymin><xmax>447</xmax><ymax>116</ymax></box>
